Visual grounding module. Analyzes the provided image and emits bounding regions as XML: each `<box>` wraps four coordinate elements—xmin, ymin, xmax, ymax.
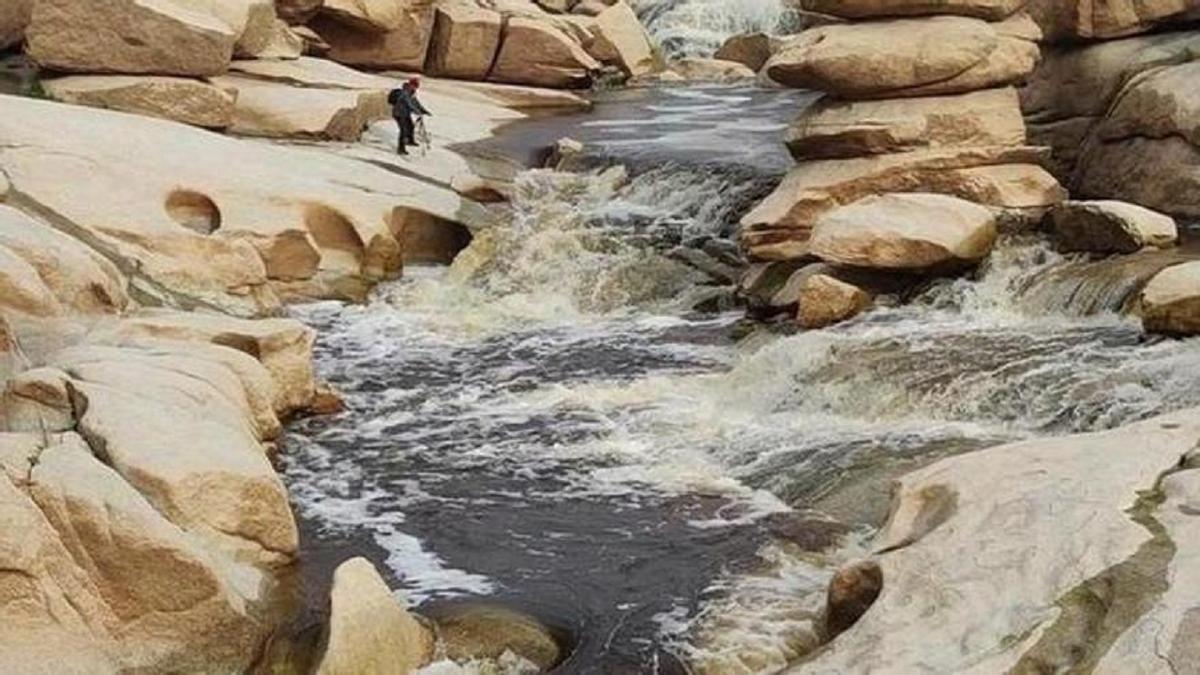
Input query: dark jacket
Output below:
<box><xmin>389</xmin><ymin>88</ymin><xmax>431</xmax><ymax>118</ymax></box>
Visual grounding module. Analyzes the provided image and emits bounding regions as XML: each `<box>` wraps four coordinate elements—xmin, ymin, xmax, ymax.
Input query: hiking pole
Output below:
<box><xmin>415</xmin><ymin>116</ymin><xmax>431</xmax><ymax>157</ymax></box>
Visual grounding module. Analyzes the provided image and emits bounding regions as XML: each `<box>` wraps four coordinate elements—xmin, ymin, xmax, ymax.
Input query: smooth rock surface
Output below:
<box><xmin>315</xmin><ymin>557</ymin><xmax>435</xmax><ymax>675</ymax></box>
<box><xmin>797</xmin><ymin>273</ymin><xmax>872</xmax><ymax>328</ymax></box>
<box><xmin>1141</xmin><ymin>261</ymin><xmax>1200</xmax><ymax>336</ymax></box>
<box><xmin>490</xmin><ymin>17</ymin><xmax>601</xmax><ymax>87</ymax></box>
<box><xmin>211</xmin><ymin>74</ymin><xmax>386</xmax><ymax>140</ymax></box>
<box><xmin>802</xmin><ymin>0</ymin><xmax>1025</xmax><ymax>20</ymax></box>
<box><xmin>808</xmin><ymin>193</ymin><xmax>999</xmax><ymax>270</ymax></box>
<box><xmin>587</xmin><ymin>1</ymin><xmax>656</xmax><ymax>77</ymax></box>
<box><xmin>715</xmin><ymin>32</ymin><xmax>777</xmax><ymax>72</ymax></box>
<box><xmin>424</xmin><ymin>3</ymin><xmax>503</xmax><ymax>80</ymax></box>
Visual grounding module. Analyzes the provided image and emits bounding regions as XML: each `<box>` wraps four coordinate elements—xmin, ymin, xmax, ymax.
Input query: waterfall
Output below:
<box><xmin>629</xmin><ymin>0</ymin><xmax>793</xmax><ymax>57</ymax></box>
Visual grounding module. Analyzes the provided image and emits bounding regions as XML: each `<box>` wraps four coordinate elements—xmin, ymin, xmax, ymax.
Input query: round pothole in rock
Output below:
<box><xmin>424</xmin><ymin>602</ymin><xmax>573</xmax><ymax>672</ymax></box>
<box><xmin>166</xmin><ymin>189</ymin><xmax>221</xmax><ymax>235</ymax></box>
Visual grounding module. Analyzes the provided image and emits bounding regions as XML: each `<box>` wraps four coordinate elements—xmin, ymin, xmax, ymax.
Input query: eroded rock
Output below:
<box><xmin>45</xmin><ymin>75</ymin><xmax>237</xmax><ymax>129</ymax></box>
<box><xmin>1051</xmin><ymin>200</ymin><xmax>1178</xmax><ymax>254</ymax></box>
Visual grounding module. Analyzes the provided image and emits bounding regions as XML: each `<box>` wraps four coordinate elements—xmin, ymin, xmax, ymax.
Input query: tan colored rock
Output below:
<box><xmin>0</xmin><ymin>206</ymin><xmax>128</xmax><ymax>316</ymax></box>
<box><xmin>741</xmin><ymin>147</ymin><xmax>1064</xmax><ymax>260</ymax></box>
<box><xmin>1051</xmin><ymin>200</ymin><xmax>1178</xmax><ymax>254</ymax></box>
<box><xmin>809</xmin><ymin>193</ymin><xmax>999</xmax><ymax>270</ymax></box>
<box><xmin>311</xmin><ymin>6</ymin><xmax>434</xmax><ymax>69</ymax></box>
<box><xmin>175</xmin><ymin>0</ymin><xmax>278</xmax><ymax>58</ymax></box>
<box><xmin>26</xmin><ymin>0</ymin><xmax>237</xmax><ymax>76</ymax></box>
<box><xmin>44</xmin><ymin>75</ymin><xmax>237</xmax><ymax>129</ymax></box>
<box><xmin>65</xmin><ymin>349</ymin><xmax>298</xmax><ymax>564</ymax></box>
<box><xmin>424</xmin><ymin>3</ymin><xmax>503</xmax><ymax>80</ymax></box>
<box><xmin>788</xmin><ymin>87</ymin><xmax>1027</xmax><ymax>160</ymax></box>
<box><xmin>587</xmin><ymin>1</ymin><xmax>656</xmax><ymax>77</ymax></box>
<box><xmin>0</xmin><ymin>94</ymin><xmax>487</xmax><ymax>312</ymax></box>
<box><xmin>229</xmin><ymin>54</ymin><xmax>393</xmax><ymax>88</ymax></box>
<box><xmin>766</xmin><ymin>16</ymin><xmax>1038</xmax><ymax>98</ymax></box>
<box><xmin>255</xmin><ymin>18</ymin><xmax>306</xmax><ymax>58</ymax></box>
<box><xmin>671</xmin><ymin>57</ymin><xmax>757</xmax><ymax>82</ymax></box>
<box><xmin>295</xmin><ymin>24</ymin><xmax>332</xmax><ymax>54</ymax></box>
<box><xmin>797</xmin><ymin>274</ymin><xmax>872</xmax><ymax>328</ymax></box>
<box><xmin>108</xmin><ymin>310</ymin><xmax>317</xmax><ymax>414</ymax></box>
<box><xmin>490</xmin><ymin>17</ymin><xmax>601</xmax><ymax>88</ymax></box>
<box><xmin>277</xmin><ymin>0</ymin><xmax>324</xmax><ymax>23</ymax></box>
<box><xmin>211</xmin><ymin>74</ymin><xmax>387</xmax><ymax>140</ymax></box>
<box><xmin>802</xmin><ymin>0</ymin><xmax>1024</xmax><ymax>20</ymax></box>
<box><xmin>315</xmin><ymin>557</ymin><xmax>435</xmax><ymax>675</ymax></box>
<box><xmin>0</xmin><ymin>0</ymin><xmax>32</xmax><ymax>50</ymax></box>
<box><xmin>714</xmin><ymin>32</ymin><xmax>777</xmax><ymax>72</ymax></box>
<box><xmin>1141</xmin><ymin>261</ymin><xmax>1200</xmax><ymax>336</ymax></box>
<box><xmin>1096</xmin><ymin>60</ymin><xmax>1200</xmax><ymax>147</ymax></box>
<box><xmin>796</xmin><ymin>407</ymin><xmax>1200</xmax><ymax>672</ymax></box>
<box><xmin>1029</xmin><ymin>0</ymin><xmax>1198</xmax><ymax>40</ymax></box>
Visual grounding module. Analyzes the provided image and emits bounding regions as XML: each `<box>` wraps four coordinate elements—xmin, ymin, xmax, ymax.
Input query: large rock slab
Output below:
<box><xmin>765</xmin><ymin>16</ymin><xmax>1039</xmax><ymax>99</ymax></box>
<box><xmin>315</xmin><ymin>557</ymin><xmax>435</xmax><ymax>675</ymax></box>
<box><xmin>809</xmin><ymin>193</ymin><xmax>999</xmax><ymax>270</ymax></box>
<box><xmin>0</xmin><ymin>432</ymin><xmax>269</xmax><ymax>674</ymax></box>
<box><xmin>788</xmin><ymin>87</ymin><xmax>1027</xmax><ymax>160</ymax></box>
<box><xmin>801</xmin><ymin>0</ymin><xmax>1024</xmax><ymax>20</ymax></box>
<box><xmin>1050</xmin><ymin>200</ymin><xmax>1178</xmax><ymax>254</ymax></box>
<box><xmin>424</xmin><ymin>3</ymin><xmax>503</xmax><ymax>80</ymax></box>
<box><xmin>490</xmin><ymin>17</ymin><xmax>601</xmax><ymax>88</ymax></box>
<box><xmin>44</xmin><ymin>75</ymin><xmax>237</xmax><ymax>129</ymax></box>
<box><xmin>1095</xmin><ymin>59</ymin><xmax>1200</xmax><ymax>147</ymax></box>
<box><xmin>1076</xmin><ymin>136</ymin><xmax>1200</xmax><ymax>221</ymax></box>
<box><xmin>321</xmin><ymin>0</ymin><xmax>416</xmax><ymax>31</ymax></box>
<box><xmin>1141</xmin><ymin>261</ymin><xmax>1200</xmax><ymax>336</ymax></box>
<box><xmin>211</xmin><ymin>74</ymin><xmax>387</xmax><ymax>140</ymax></box>
<box><xmin>1029</xmin><ymin>0</ymin><xmax>1199</xmax><ymax>40</ymax></box>
<box><xmin>796</xmin><ymin>407</ymin><xmax>1200</xmax><ymax>672</ymax></box>
<box><xmin>310</xmin><ymin>6</ymin><xmax>434</xmax><ymax>70</ymax></box>
<box><xmin>741</xmin><ymin>146</ymin><xmax>1064</xmax><ymax>260</ymax></box>
<box><xmin>64</xmin><ymin>346</ymin><xmax>299</xmax><ymax>565</ymax></box>
<box><xmin>0</xmin><ymin>94</ymin><xmax>487</xmax><ymax>312</ymax></box>
<box><xmin>26</xmin><ymin>0</ymin><xmax>237</xmax><ymax>76</ymax></box>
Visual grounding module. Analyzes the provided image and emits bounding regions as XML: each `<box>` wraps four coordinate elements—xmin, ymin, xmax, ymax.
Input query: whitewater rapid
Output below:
<box><xmin>281</xmin><ymin>157</ymin><xmax>1200</xmax><ymax>673</ymax></box>
<box><xmin>629</xmin><ymin>0</ymin><xmax>793</xmax><ymax>57</ymax></box>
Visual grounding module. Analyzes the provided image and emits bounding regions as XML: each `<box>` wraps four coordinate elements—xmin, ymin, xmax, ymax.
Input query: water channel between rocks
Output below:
<box><xmin>279</xmin><ymin>85</ymin><xmax>1200</xmax><ymax>674</ymax></box>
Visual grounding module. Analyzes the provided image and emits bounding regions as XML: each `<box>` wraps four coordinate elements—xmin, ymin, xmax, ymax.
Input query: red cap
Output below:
<box><xmin>407</xmin><ymin>77</ymin><xmax>421</xmax><ymax>89</ymax></box>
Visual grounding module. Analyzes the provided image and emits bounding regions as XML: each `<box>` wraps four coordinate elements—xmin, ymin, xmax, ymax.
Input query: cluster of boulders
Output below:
<box><xmin>729</xmin><ymin>0</ymin><xmax>1200</xmax><ymax>335</ymax></box>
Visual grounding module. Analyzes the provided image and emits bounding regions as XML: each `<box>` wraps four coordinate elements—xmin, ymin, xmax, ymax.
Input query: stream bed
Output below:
<box><xmin>279</xmin><ymin>86</ymin><xmax>1200</xmax><ymax>674</ymax></box>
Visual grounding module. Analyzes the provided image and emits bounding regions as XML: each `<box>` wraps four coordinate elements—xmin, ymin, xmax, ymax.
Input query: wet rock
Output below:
<box><xmin>738</xmin><ymin>259</ymin><xmax>810</xmax><ymax>316</ymax></box>
<box><xmin>801</xmin><ymin>0</ymin><xmax>1024</xmax><ymax>21</ymax></box>
<box><xmin>670</xmin><ymin>57</ymin><xmax>756</xmax><ymax>82</ymax></box>
<box><xmin>788</xmin><ymin>87</ymin><xmax>1026</xmax><ymax>160</ymax></box>
<box><xmin>715</xmin><ymin>32</ymin><xmax>778</xmax><ymax>72</ymax></box>
<box><xmin>490</xmin><ymin>17</ymin><xmax>600</xmax><ymax>88</ymax></box>
<box><xmin>316</xmin><ymin>557</ymin><xmax>435</xmax><ymax>675</ymax></box>
<box><xmin>825</xmin><ymin>560</ymin><xmax>883</xmax><ymax>638</ymax></box>
<box><xmin>797</xmin><ymin>273</ymin><xmax>872</xmax><ymax>328</ymax></box>
<box><xmin>434</xmin><ymin>605</ymin><xmax>562</xmax><ymax>671</ymax></box>
<box><xmin>766</xmin><ymin>16</ymin><xmax>1039</xmax><ymax>99</ymax></box>
<box><xmin>26</xmin><ymin>0</ymin><xmax>236</xmax><ymax>76</ymax></box>
<box><xmin>764</xmin><ymin>511</ymin><xmax>851</xmax><ymax>551</ymax></box>
<box><xmin>425</xmin><ymin>3</ymin><xmax>503</xmax><ymax>81</ymax></box>
<box><xmin>1140</xmin><ymin>261</ymin><xmax>1200</xmax><ymax>336</ymax></box>
<box><xmin>44</xmin><ymin>75</ymin><xmax>237</xmax><ymax>129</ymax></box>
<box><xmin>308</xmin><ymin>381</ymin><xmax>347</xmax><ymax>416</ymax></box>
<box><xmin>0</xmin><ymin>0</ymin><xmax>31</xmax><ymax>50</ymax></box>
<box><xmin>668</xmin><ymin>246</ymin><xmax>741</xmax><ymax>285</ymax></box>
<box><xmin>1051</xmin><ymin>200</ymin><xmax>1178</xmax><ymax>254</ymax></box>
<box><xmin>809</xmin><ymin>193</ymin><xmax>999</xmax><ymax>270</ymax></box>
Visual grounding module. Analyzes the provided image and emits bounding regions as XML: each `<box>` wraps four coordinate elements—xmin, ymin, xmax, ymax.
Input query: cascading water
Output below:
<box><xmin>282</xmin><ymin>90</ymin><xmax>1200</xmax><ymax>673</ymax></box>
<box><xmin>629</xmin><ymin>0</ymin><xmax>794</xmax><ymax>57</ymax></box>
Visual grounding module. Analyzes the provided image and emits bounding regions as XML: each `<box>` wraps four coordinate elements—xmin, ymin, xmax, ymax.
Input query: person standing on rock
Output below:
<box><xmin>389</xmin><ymin>78</ymin><xmax>431</xmax><ymax>156</ymax></box>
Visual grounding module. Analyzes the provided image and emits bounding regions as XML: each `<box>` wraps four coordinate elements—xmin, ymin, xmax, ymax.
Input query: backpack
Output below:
<box><xmin>387</xmin><ymin>89</ymin><xmax>401</xmax><ymax>105</ymax></box>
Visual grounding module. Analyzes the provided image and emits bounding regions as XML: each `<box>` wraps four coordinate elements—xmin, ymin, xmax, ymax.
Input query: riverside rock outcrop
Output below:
<box><xmin>794</xmin><ymin>407</ymin><xmax>1200</xmax><ymax>672</ymax></box>
<box><xmin>746</xmin><ymin>3</ymin><xmax>1063</xmax><ymax>277</ymax></box>
<box><xmin>1140</xmin><ymin>261</ymin><xmax>1200</xmax><ymax>336</ymax></box>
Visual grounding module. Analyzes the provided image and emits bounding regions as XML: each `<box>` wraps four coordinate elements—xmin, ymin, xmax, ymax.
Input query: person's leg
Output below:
<box><xmin>401</xmin><ymin>115</ymin><xmax>416</xmax><ymax>146</ymax></box>
<box><xmin>395</xmin><ymin>117</ymin><xmax>408</xmax><ymax>153</ymax></box>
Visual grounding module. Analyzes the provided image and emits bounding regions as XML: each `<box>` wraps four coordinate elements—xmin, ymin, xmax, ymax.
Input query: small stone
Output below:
<box><xmin>825</xmin><ymin>559</ymin><xmax>883</xmax><ymax>639</ymax></box>
<box><xmin>797</xmin><ymin>273</ymin><xmax>872</xmax><ymax>329</ymax></box>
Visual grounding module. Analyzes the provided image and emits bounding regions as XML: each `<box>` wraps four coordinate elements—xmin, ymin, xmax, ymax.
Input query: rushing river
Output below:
<box><xmin>280</xmin><ymin>86</ymin><xmax>1200</xmax><ymax>674</ymax></box>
